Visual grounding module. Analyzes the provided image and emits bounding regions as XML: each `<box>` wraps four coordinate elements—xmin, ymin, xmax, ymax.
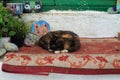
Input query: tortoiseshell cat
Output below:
<box><xmin>39</xmin><ymin>30</ymin><xmax>81</xmax><ymax>53</ymax></box>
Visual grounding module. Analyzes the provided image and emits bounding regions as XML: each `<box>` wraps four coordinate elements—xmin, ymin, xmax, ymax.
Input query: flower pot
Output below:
<box><xmin>0</xmin><ymin>37</ymin><xmax>10</xmax><ymax>48</ymax></box>
<box><xmin>11</xmin><ymin>36</ymin><xmax>25</xmax><ymax>48</ymax></box>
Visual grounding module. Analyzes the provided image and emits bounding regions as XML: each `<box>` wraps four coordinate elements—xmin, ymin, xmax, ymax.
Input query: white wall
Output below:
<box><xmin>22</xmin><ymin>10</ymin><xmax>120</xmax><ymax>38</ymax></box>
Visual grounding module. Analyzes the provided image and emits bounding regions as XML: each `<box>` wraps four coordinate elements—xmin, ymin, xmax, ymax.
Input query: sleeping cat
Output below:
<box><xmin>39</xmin><ymin>30</ymin><xmax>81</xmax><ymax>53</ymax></box>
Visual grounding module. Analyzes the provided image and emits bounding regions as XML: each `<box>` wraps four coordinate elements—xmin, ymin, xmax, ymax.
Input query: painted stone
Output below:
<box><xmin>23</xmin><ymin>1</ymin><xmax>32</xmax><ymax>13</ymax></box>
<box><xmin>117</xmin><ymin>0</ymin><xmax>120</xmax><ymax>13</ymax></box>
<box><xmin>24</xmin><ymin>33</ymin><xmax>40</xmax><ymax>46</ymax></box>
<box><xmin>34</xmin><ymin>0</ymin><xmax>42</xmax><ymax>13</ymax></box>
<box><xmin>31</xmin><ymin>20</ymin><xmax>50</xmax><ymax>37</ymax></box>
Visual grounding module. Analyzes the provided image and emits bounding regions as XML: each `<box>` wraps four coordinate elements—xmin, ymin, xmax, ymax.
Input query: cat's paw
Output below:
<box><xmin>54</xmin><ymin>51</ymin><xmax>61</xmax><ymax>54</ymax></box>
<box><xmin>61</xmin><ymin>49</ymin><xmax>68</xmax><ymax>53</ymax></box>
<box><xmin>49</xmin><ymin>49</ymin><xmax>53</xmax><ymax>52</ymax></box>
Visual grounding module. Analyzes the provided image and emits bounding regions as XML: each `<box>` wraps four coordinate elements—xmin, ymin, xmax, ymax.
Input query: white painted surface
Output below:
<box><xmin>22</xmin><ymin>10</ymin><xmax>120</xmax><ymax>38</ymax></box>
<box><xmin>1</xmin><ymin>10</ymin><xmax>120</xmax><ymax>80</ymax></box>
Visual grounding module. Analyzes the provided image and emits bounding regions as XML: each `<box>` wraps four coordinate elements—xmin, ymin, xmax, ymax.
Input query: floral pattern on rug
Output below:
<box><xmin>2</xmin><ymin>52</ymin><xmax>120</xmax><ymax>69</ymax></box>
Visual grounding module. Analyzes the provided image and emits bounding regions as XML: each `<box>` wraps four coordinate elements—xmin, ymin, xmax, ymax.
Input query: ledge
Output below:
<box><xmin>21</xmin><ymin>10</ymin><xmax>120</xmax><ymax>38</ymax></box>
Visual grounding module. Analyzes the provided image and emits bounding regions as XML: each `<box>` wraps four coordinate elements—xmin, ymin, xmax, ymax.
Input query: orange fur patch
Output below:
<box><xmin>64</xmin><ymin>42</ymin><xmax>70</xmax><ymax>49</ymax></box>
<box><xmin>62</xmin><ymin>34</ymin><xmax>72</xmax><ymax>38</ymax></box>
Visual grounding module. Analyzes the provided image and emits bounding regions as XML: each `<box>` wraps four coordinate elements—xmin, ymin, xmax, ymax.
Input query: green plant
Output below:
<box><xmin>13</xmin><ymin>19</ymin><xmax>30</xmax><ymax>38</ymax></box>
<box><xmin>10</xmin><ymin>19</ymin><xmax>30</xmax><ymax>47</ymax></box>
<box><xmin>0</xmin><ymin>2</ymin><xmax>16</xmax><ymax>37</ymax></box>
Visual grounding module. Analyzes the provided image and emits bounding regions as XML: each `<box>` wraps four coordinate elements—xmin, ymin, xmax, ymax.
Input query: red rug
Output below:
<box><xmin>2</xmin><ymin>37</ymin><xmax>120</xmax><ymax>75</ymax></box>
<box><xmin>19</xmin><ymin>37</ymin><xmax>120</xmax><ymax>54</ymax></box>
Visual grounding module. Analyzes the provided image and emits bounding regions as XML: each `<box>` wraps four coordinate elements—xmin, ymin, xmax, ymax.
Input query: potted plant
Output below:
<box><xmin>0</xmin><ymin>2</ymin><xmax>30</xmax><ymax>47</ymax></box>
<box><xmin>0</xmin><ymin>2</ymin><xmax>16</xmax><ymax>47</ymax></box>
<box><xmin>11</xmin><ymin>19</ymin><xmax>30</xmax><ymax>47</ymax></box>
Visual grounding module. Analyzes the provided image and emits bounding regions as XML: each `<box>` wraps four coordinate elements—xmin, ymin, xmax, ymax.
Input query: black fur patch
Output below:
<box><xmin>39</xmin><ymin>30</ymin><xmax>81</xmax><ymax>53</ymax></box>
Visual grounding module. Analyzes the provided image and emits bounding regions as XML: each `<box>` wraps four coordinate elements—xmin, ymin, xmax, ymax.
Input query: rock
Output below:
<box><xmin>0</xmin><ymin>48</ymin><xmax>6</xmax><ymax>57</ymax></box>
<box><xmin>4</xmin><ymin>42</ymin><xmax>18</xmax><ymax>51</ymax></box>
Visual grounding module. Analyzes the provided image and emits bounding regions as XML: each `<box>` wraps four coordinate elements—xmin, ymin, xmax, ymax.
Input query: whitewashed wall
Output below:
<box><xmin>21</xmin><ymin>10</ymin><xmax>120</xmax><ymax>38</ymax></box>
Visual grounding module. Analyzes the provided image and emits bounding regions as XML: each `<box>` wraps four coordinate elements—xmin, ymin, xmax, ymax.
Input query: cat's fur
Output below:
<box><xmin>39</xmin><ymin>30</ymin><xmax>81</xmax><ymax>53</ymax></box>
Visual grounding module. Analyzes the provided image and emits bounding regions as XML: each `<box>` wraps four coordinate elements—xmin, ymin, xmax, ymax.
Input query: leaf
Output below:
<box><xmin>8</xmin><ymin>31</ymin><xmax>16</xmax><ymax>36</ymax></box>
<box><xmin>0</xmin><ymin>14</ymin><xmax>3</xmax><ymax>24</ymax></box>
<box><xmin>0</xmin><ymin>3</ymin><xmax>2</xmax><ymax>7</ymax></box>
<box><xmin>0</xmin><ymin>32</ymin><xmax>2</xmax><ymax>37</ymax></box>
<box><xmin>2</xmin><ymin>27</ymin><xmax>8</xmax><ymax>32</ymax></box>
<box><xmin>3</xmin><ymin>17</ymin><xmax>9</xmax><ymax>22</ymax></box>
<box><xmin>8</xmin><ymin>21</ymin><xmax>13</xmax><ymax>27</ymax></box>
